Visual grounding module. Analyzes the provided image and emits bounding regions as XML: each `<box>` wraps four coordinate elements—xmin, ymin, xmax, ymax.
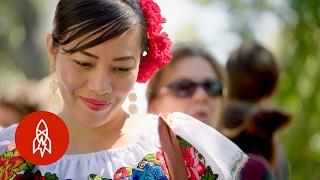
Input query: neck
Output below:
<box><xmin>60</xmin><ymin>109</ymin><xmax>129</xmax><ymax>154</ymax></box>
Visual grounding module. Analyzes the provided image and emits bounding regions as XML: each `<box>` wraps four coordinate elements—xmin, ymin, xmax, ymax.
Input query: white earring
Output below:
<box><xmin>49</xmin><ymin>72</ymin><xmax>60</xmax><ymax>104</ymax></box>
<box><xmin>128</xmin><ymin>90</ymin><xmax>138</xmax><ymax>116</ymax></box>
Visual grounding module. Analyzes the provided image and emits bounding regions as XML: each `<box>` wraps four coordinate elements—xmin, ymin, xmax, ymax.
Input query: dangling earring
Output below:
<box><xmin>49</xmin><ymin>72</ymin><xmax>60</xmax><ymax>104</ymax></box>
<box><xmin>128</xmin><ymin>90</ymin><xmax>138</xmax><ymax>116</ymax></box>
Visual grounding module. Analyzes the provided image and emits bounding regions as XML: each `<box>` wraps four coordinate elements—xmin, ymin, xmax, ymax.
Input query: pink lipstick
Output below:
<box><xmin>80</xmin><ymin>97</ymin><xmax>110</xmax><ymax>111</ymax></box>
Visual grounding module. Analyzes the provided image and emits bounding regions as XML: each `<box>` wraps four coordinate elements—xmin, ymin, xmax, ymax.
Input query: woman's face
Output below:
<box><xmin>47</xmin><ymin>27</ymin><xmax>142</xmax><ymax>127</ymax></box>
<box><xmin>150</xmin><ymin>56</ymin><xmax>223</xmax><ymax>124</ymax></box>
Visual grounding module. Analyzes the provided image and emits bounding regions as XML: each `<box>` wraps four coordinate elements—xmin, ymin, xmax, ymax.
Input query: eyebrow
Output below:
<box><xmin>81</xmin><ymin>51</ymin><xmax>99</xmax><ymax>59</ymax></box>
<box><xmin>80</xmin><ymin>51</ymin><xmax>136</xmax><ymax>62</ymax></box>
<box><xmin>113</xmin><ymin>56</ymin><xmax>136</xmax><ymax>62</ymax></box>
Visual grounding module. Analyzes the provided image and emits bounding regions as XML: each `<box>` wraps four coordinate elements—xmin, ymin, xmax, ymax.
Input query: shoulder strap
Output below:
<box><xmin>158</xmin><ymin>113</ymin><xmax>188</xmax><ymax>180</ymax></box>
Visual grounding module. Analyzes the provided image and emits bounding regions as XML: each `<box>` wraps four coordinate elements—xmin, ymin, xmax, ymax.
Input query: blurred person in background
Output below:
<box><xmin>147</xmin><ymin>44</ymin><xmax>225</xmax><ymax>127</ymax></box>
<box><xmin>221</xmin><ymin>100</ymin><xmax>290</xmax><ymax>179</ymax></box>
<box><xmin>0</xmin><ymin>81</ymin><xmax>40</xmax><ymax>130</ymax></box>
<box><xmin>225</xmin><ymin>42</ymin><xmax>279</xmax><ymax>104</ymax></box>
<box><xmin>219</xmin><ymin>42</ymin><xmax>291</xmax><ymax>180</ymax></box>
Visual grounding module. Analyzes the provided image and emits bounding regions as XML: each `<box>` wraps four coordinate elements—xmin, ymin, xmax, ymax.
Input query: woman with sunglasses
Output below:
<box><xmin>147</xmin><ymin>44</ymin><xmax>225</xmax><ymax>126</ymax></box>
<box><xmin>0</xmin><ymin>1</ymin><xmax>246</xmax><ymax>179</ymax></box>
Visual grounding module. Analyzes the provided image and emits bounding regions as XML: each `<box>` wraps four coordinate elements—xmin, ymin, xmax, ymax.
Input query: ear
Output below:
<box><xmin>45</xmin><ymin>34</ymin><xmax>58</xmax><ymax>72</ymax></box>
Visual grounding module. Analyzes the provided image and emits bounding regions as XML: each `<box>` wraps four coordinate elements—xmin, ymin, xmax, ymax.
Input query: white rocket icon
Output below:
<box><xmin>32</xmin><ymin>119</ymin><xmax>52</xmax><ymax>158</ymax></box>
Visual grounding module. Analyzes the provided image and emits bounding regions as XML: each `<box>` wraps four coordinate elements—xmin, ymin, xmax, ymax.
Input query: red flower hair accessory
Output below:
<box><xmin>137</xmin><ymin>0</ymin><xmax>172</xmax><ymax>83</ymax></box>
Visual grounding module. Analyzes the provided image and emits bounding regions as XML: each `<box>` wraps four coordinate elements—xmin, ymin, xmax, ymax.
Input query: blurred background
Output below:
<box><xmin>0</xmin><ymin>0</ymin><xmax>319</xmax><ymax>179</ymax></box>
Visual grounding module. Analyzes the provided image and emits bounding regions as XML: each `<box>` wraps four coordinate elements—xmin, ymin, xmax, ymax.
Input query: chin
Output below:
<box><xmin>194</xmin><ymin>116</ymin><xmax>208</xmax><ymax>124</ymax></box>
<box><xmin>75</xmin><ymin>112</ymin><xmax>111</xmax><ymax>128</ymax></box>
<box><xmin>70</xmin><ymin>105</ymin><xmax>111</xmax><ymax>128</ymax></box>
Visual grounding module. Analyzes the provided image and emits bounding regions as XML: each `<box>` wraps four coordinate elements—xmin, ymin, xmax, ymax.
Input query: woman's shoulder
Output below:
<box><xmin>0</xmin><ymin>124</ymin><xmax>17</xmax><ymax>139</ymax></box>
<box><xmin>240</xmin><ymin>154</ymin><xmax>277</xmax><ymax>180</ymax></box>
<box><xmin>0</xmin><ymin>124</ymin><xmax>17</xmax><ymax>152</ymax></box>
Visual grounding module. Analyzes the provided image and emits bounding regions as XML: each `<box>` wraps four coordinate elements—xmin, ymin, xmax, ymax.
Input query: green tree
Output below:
<box><xmin>0</xmin><ymin>0</ymin><xmax>48</xmax><ymax>87</ymax></box>
<box><xmin>277</xmin><ymin>0</ymin><xmax>320</xmax><ymax>179</ymax></box>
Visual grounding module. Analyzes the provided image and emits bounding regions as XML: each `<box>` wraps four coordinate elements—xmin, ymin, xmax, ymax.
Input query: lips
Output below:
<box><xmin>80</xmin><ymin>97</ymin><xmax>110</xmax><ymax>111</ymax></box>
<box><xmin>192</xmin><ymin>111</ymin><xmax>209</xmax><ymax>121</ymax></box>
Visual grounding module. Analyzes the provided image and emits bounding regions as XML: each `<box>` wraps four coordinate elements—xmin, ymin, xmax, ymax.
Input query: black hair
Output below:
<box><xmin>52</xmin><ymin>0</ymin><xmax>147</xmax><ymax>53</ymax></box>
<box><xmin>226</xmin><ymin>42</ymin><xmax>279</xmax><ymax>102</ymax></box>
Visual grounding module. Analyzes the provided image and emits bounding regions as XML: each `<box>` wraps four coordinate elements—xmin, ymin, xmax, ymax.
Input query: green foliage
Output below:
<box><xmin>276</xmin><ymin>0</ymin><xmax>320</xmax><ymax>179</ymax></box>
<box><xmin>0</xmin><ymin>0</ymin><xmax>48</xmax><ymax>83</ymax></box>
<box><xmin>192</xmin><ymin>0</ymin><xmax>215</xmax><ymax>5</ymax></box>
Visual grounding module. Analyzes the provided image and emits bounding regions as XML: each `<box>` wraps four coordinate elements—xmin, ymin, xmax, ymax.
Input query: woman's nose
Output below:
<box><xmin>192</xmin><ymin>87</ymin><xmax>208</xmax><ymax>102</ymax></box>
<box><xmin>87</xmin><ymin>70</ymin><xmax>112</xmax><ymax>95</ymax></box>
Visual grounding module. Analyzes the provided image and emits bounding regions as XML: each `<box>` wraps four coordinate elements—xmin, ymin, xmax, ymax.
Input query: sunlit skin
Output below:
<box><xmin>46</xmin><ymin>26</ymin><xmax>147</xmax><ymax>154</ymax></box>
<box><xmin>149</xmin><ymin>56</ymin><xmax>222</xmax><ymax>125</ymax></box>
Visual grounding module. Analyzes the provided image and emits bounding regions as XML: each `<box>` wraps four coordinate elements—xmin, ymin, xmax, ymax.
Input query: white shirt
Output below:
<box><xmin>0</xmin><ymin>112</ymin><xmax>247</xmax><ymax>180</ymax></box>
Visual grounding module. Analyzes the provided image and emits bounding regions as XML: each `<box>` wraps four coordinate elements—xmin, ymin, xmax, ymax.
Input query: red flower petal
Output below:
<box><xmin>137</xmin><ymin>0</ymin><xmax>172</xmax><ymax>83</ymax></box>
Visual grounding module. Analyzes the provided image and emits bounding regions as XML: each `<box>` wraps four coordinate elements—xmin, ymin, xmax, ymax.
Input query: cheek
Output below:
<box><xmin>208</xmin><ymin>98</ymin><xmax>222</xmax><ymax>110</ymax></box>
<box><xmin>112</xmin><ymin>73</ymin><xmax>136</xmax><ymax>100</ymax></box>
<box><xmin>56</xmin><ymin>60</ymin><xmax>85</xmax><ymax>95</ymax></box>
<box><xmin>113</xmin><ymin>81</ymin><xmax>132</xmax><ymax>98</ymax></box>
<box><xmin>158</xmin><ymin>96</ymin><xmax>189</xmax><ymax>112</ymax></box>
<box><xmin>212</xmin><ymin>98</ymin><xmax>222</xmax><ymax>105</ymax></box>
<box><xmin>111</xmin><ymin>59</ymin><xmax>141</xmax><ymax>99</ymax></box>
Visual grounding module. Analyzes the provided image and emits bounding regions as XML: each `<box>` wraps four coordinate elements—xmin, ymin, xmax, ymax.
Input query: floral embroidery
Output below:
<box><xmin>114</xmin><ymin>167</ymin><xmax>132</xmax><ymax>179</ymax></box>
<box><xmin>88</xmin><ymin>174</ymin><xmax>111</xmax><ymax>180</ymax></box>
<box><xmin>0</xmin><ymin>148</ymin><xmax>33</xmax><ymax>180</ymax></box>
<box><xmin>14</xmin><ymin>170</ymin><xmax>58</xmax><ymax>180</ymax></box>
<box><xmin>177</xmin><ymin>136</ymin><xmax>219</xmax><ymax>180</ymax></box>
<box><xmin>0</xmin><ymin>145</ymin><xmax>57</xmax><ymax>180</ymax></box>
<box><xmin>1</xmin><ymin>139</ymin><xmax>218</xmax><ymax>180</ymax></box>
<box><xmin>113</xmin><ymin>151</ymin><xmax>168</xmax><ymax>180</ymax></box>
<box><xmin>156</xmin><ymin>151</ymin><xmax>169</xmax><ymax>177</ymax></box>
<box><xmin>182</xmin><ymin>146</ymin><xmax>206</xmax><ymax>179</ymax></box>
<box><xmin>90</xmin><ymin>139</ymin><xmax>218</xmax><ymax>180</ymax></box>
<box><xmin>89</xmin><ymin>151</ymin><xmax>169</xmax><ymax>180</ymax></box>
<box><xmin>132</xmin><ymin>163</ymin><xmax>167</xmax><ymax>179</ymax></box>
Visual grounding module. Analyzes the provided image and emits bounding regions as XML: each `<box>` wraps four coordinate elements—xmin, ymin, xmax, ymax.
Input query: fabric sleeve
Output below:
<box><xmin>167</xmin><ymin>112</ymin><xmax>248</xmax><ymax>180</ymax></box>
<box><xmin>0</xmin><ymin>124</ymin><xmax>17</xmax><ymax>153</ymax></box>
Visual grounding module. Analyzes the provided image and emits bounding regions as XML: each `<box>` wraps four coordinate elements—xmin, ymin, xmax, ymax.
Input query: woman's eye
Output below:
<box><xmin>113</xmin><ymin>67</ymin><xmax>132</xmax><ymax>72</ymax></box>
<box><xmin>74</xmin><ymin>60</ymin><xmax>92</xmax><ymax>67</ymax></box>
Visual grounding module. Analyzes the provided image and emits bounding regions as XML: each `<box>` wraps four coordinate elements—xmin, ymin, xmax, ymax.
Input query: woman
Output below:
<box><xmin>0</xmin><ymin>0</ymin><xmax>247</xmax><ymax>179</ymax></box>
<box><xmin>147</xmin><ymin>44</ymin><xmax>225</xmax><ymax>126</ymax></box>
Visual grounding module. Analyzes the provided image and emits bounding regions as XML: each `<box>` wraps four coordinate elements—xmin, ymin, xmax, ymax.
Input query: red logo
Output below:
<box><xmin>15</xmin><ymin>111</ymin><xmax>69</xmax><ymax>165</ymax></box>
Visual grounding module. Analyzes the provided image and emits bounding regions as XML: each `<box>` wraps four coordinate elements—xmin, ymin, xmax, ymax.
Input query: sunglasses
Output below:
<box><xmin>164</xmin><ymin>79</ymin><xmax>223</xmax><ymax>98</ymax></box>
